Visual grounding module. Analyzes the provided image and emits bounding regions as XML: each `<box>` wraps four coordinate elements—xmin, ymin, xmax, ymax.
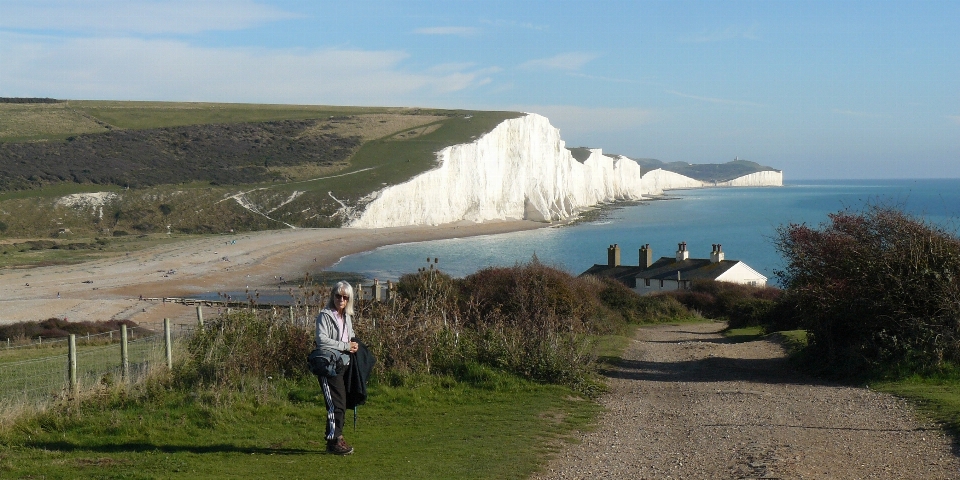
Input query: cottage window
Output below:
<box><xmin>644</xmin><ymin>278</ymin><xmax>650</xmax><ymax>287</ymax></box>
<box><xmin>659</xmin><ymin>279</ymin><xmax>663</xmax><ymax>288</ymax></box>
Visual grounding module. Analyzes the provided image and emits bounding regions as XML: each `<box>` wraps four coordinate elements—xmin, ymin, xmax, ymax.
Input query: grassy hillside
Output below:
<box><xmin>0</xmin><ymin>101</ymin><xmax>521</xmax><ymax>237</ymax></box>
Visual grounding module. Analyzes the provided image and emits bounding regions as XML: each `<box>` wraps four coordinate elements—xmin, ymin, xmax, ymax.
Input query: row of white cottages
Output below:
<box><xmin>579</xmin><ymin>242</ymin><xmax>767</xmax><ymax>294</ymax></box>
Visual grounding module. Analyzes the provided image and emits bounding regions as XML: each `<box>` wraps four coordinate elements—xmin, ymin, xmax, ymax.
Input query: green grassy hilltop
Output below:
<box><xmin>0</xmin><ymin>100</ymin><xmax>520</xmax><ymax>237</ymax></box>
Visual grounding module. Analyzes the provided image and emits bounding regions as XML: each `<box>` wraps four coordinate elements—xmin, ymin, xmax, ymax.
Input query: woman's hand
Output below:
<box><xmin>349</xmin><ymin>341</ymin><xmax>359</xmax><ymax>354</ymax></box>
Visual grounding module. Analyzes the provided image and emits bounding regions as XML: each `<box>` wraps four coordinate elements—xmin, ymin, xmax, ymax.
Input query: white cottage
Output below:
<box><xmin>580</xmin><ymin>242</ymin><xmax>767</xmax><ymax>294</ymax></box>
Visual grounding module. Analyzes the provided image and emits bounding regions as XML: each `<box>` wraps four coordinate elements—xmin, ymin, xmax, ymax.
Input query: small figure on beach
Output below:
<box><xmin>57</xmin><ymin>292</ymin><xmax>60</xmax><ymax>299</ymax></box>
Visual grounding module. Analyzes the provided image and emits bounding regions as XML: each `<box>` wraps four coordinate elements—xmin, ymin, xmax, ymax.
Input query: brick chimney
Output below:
<box><xmin>710</xmin><ymin>244</ymin><xmax>725</xmax><ymax>263</ymax></box>
<box><xmin>639</xmin><ymin>244</ymin><xmax>652</xmax><ymax>269</ymax></box>
<box><xmin>607</xmin><ymin>244</ymin><xmax>621</xmax><ymax>267</ymax></box>
<box><xmin>676</xmin><ymin>242</ymin><xmax>689</xmax><ymax>261</ymax></box>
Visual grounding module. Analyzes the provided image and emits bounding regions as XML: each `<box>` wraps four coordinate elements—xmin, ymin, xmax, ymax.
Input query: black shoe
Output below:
<box><xmin>327</xmin><ymin>435</ymin><xmax>354</xmax><ymax>455</ymax></box>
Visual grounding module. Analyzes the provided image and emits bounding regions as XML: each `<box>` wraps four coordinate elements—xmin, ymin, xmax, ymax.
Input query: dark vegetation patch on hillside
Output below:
<box><xmin>0</xmin><ymin>120</ymin><xmax>359</xmax><ymax>191</ymax></box>
<box><xmin>0</xmin><ymin>98</ymin><xmax>63</xmax><ymax>104</ymax></box>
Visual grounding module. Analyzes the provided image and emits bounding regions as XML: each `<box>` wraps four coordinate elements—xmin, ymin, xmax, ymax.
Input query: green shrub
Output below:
<box><xmin>356</xmin><ymin>260</ymin><xmax>627</xmax><ymax>395</ymax></box>
<box><xmin>185</xmin><ymin>310</ymin><xmax>312</xmax><ymax>386</ymax></box>
<box><xmin>726</xmin><ymin>298</ymin><xmax>776</xmax><ymax>329</ymax></box>
<box><xmin>596</xmin><ymin>279</ymin><xmax>693</xmax><ymax>323</ymax></box>
<box><xmin>662</xmin><ymin>279</ymin><xmax>783</xmax><ymax>329</ymax></box>
<box><xmin>774</xmin><ymin>204</ymin><xmax>960</xmax><ymax>376</ymax></box>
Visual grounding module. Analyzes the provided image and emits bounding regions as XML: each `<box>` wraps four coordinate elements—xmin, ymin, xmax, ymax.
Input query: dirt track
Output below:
<box><xmin>533</xmin><ymin>323</ymin><xmax>959</xmax><ymax>479</ymax></box>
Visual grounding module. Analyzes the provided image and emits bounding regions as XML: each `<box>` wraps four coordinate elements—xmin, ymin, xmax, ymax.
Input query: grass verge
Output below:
<box><xmin>873</xmin><ymin>378</ymin><xmax>960</xmax><ymax>441</ymax></box>
<box><xmin>0</xmin><ymin>370</ymin><xmax>599</xmax><ymax>479</ymax></box>
<box><xmin>721</xmin><ymin>325</ymin><xmax>764</xmax><ymax>343</ymax></box>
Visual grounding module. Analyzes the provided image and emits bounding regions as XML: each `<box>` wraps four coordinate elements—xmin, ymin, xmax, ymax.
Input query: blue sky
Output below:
<box><xmin>1</xmin><ymin>0</ymin><xmax>958</xmax><ymax>179</ymax></box>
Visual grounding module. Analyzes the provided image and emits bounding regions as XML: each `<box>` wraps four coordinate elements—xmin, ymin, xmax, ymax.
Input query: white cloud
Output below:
<box><xmin>413</xmin><ymin>26</ymin><xmax>480</xmax><ymax>37</ymax></box>
<box><xmin>0</xmin><ymin>0</ymin><xmax>296</xmax><ymax>35</ymax></box>
<box><xmin>666</xmin><ymin>90</ymin><xmax>764</xmax><ymax>107</ymax></box>
<box><xmin>517</xmin><ymin>105</ymin><xmax>657</xmax><ymax>135</ymax></box>
<box><xmin>0</xmin><ymin>32</ymin><xmax>494</xmax><ymax>104</ymax></box>
<box><xmin>679</xmin><ymin>24</ymin><xmax>760</xmax><ymax>43</ymax></box>
<box><xmin>520</xmin><ymin>52</ymin><xmax>598</xmax><ymax>71</ymax></box>
<box><xmin>946</xmin><ymin>115</ymin><xmax>960</xmax><ymax>125</ymax></box>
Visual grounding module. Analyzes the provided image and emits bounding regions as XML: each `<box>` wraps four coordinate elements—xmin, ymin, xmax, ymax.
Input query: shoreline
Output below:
<box><xmin>0</xmin><ymin>220</ymin><xmax>546</xmax><ymax>326</ymax></box>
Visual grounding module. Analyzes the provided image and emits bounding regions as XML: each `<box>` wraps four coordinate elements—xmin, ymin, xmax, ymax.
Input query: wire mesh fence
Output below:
<box><xmin>0</xmin><ymin>325</ymin><xmax>183</xmax><ymax>407</ymax></box>
<box><xmin>0</xmin><ymin>291</ymin><xmax>378</xmax><ymax>414</ymax></box>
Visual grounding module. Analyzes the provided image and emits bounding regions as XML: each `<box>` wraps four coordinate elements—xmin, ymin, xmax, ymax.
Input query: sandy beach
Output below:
<box><xmin>0</xmin><ymin>220</ymin><xmax>545</xmax><ymax>328</ymax></box>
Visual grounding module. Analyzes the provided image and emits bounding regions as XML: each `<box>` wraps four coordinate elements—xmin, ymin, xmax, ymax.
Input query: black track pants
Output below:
<box><xmin>318</xmin><ymin>370</ymin><xmax>347</xmax><ymax>441</ymax></box>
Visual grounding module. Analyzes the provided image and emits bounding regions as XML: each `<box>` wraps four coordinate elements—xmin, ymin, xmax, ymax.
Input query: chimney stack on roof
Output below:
<box><xmin>710</xmin><ymin>244</ymin><xmax>725</xmax><ymax>263</ymax></box>
<box><xmin>639</xmin><ymin>244</ymin><xmax>652</xmax><ymax>269</ymax></box>
<box><xmin>676</xmin><ymin>242</ymin><xmax>689</xmax><ymax>261</ymax></box>
<box><xmin>607</xmin><ymin>244</ymin><xmax>621</xmax><ymax>267</ymax></box>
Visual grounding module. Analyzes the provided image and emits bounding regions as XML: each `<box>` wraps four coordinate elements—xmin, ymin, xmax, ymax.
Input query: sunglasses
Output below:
<box><xmin>335</xmin><ymin>294</ymin><xmax>350</xmax><ymax>300</ymax></box>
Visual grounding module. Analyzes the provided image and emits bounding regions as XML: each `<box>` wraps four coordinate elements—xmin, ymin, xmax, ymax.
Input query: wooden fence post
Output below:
<box><xmin>120</xmin><ymin>325</ymin><xmax>129</xmax><ymax>381</ymax></box>
<box><xmin>68</xmin><ymin>334</ymin><xmax>77</xmax><ymax>394</ymax></box>
<box><xmin>289</xmin><ymin>306</ymin><xmax>294</xmax><ymax>324</ymax></box>
<box><xmin>196</xmin><ymin>305</ymin><xmax>204</xmax><ymax>327</ymax></box>
<box><xmin>164</xmin><ymin>318</ymin><xmax>172</xmax><ymax>370</ymax></box>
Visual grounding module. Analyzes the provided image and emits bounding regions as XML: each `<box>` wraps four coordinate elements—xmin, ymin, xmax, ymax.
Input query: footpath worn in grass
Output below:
<box><xmin>0</xmin><ymin>371</ymin><xmax>599</xmax><ymax>479</ymax></box>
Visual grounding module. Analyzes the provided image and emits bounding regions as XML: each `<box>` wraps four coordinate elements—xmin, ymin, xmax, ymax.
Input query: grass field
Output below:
<box><xmin>0</xmin><ymin>101</ymin><xmax>415</xmax><ymax>142</ymax></box>
<box><xmin>0</xmin><ymin>367</ymin><xmax>600</xmax><ymax>479</ymax></box>
<box><xmin>0</xmin><ymin>233</ymin><xmax>192</xmax><ymax>269</ymax></box>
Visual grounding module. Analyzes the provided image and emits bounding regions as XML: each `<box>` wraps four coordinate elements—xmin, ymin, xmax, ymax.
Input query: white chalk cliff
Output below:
<box><xmin>349</xmin><ymin>114</ymin><xmax>781</xmax><ymax>228</ymax></box>
<box><xmin>712</xmin><ymin>170</ymin><xmax>784</xmax><ymax>187</ymax></box>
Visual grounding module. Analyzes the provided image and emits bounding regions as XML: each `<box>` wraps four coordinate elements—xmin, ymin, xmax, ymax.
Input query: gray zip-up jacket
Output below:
<box><xmin>315</xmin><ymin>308</ymin><xmax>354</xmax><ymax>365</ymax></box>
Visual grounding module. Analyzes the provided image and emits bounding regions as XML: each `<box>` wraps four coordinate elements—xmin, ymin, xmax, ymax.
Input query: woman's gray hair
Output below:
<box><xmin>326</xmin><ymin>281</ymin><xmax>355</xmax><ymax>316</ymax></box>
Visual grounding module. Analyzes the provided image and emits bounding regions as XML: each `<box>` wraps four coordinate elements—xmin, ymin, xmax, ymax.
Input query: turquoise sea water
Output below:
<box><xmin>327</xmin><ymin>179</ymin><xmax>960</xmax><ymax>286</ymax></box>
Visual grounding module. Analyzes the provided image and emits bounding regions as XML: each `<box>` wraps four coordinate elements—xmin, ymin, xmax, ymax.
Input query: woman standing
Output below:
<box><xmin>315</xmin><ymin>281</ymin><xmax>359</xmax><ymax>455</ymax></box>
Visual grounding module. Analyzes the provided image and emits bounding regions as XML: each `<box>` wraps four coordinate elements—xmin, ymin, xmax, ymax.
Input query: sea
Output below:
<box><xmin>327</xmin><ymin>179</ymin><xmax>960</xmax><ymax>287</ymax></box>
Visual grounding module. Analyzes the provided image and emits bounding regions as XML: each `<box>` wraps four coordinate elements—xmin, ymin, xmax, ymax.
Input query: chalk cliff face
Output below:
<box><xmin>636</xmin><ymin>166</ymin><xmax>705</xmax><ymax>195</ymax></box>
<box><xmin>349</xmin><ymin>114</ymin><xmax>780</xmax><ymax>228</ymax></box>
<box><xmin>713</xmin><ymin>170</ymin><xmax>783</xmax><ymax>187</ymax></box>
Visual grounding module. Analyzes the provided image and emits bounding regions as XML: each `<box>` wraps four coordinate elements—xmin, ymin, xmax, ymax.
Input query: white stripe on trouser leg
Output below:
<box><xmin>320</xmin><ymin>376</ymin><xmax>336</xmax><ymax>441</ymax></box>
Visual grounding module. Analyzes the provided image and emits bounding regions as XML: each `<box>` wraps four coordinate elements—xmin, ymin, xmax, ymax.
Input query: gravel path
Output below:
<box><xmin>533</xmin><ymin>322</ymin><xmax>960</xmax><ymax>479</ymax></box>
